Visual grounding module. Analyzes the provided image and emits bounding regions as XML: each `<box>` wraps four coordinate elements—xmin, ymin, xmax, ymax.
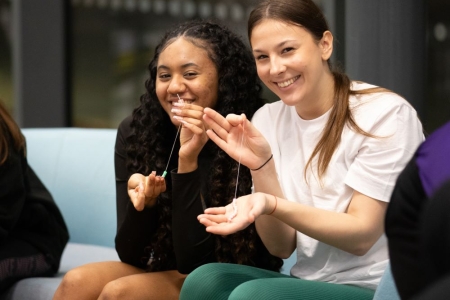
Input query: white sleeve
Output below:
<box><xmin>345</xmin><ymin>100</ymin><xmax>424</xmax><ymax>202</ymax></box>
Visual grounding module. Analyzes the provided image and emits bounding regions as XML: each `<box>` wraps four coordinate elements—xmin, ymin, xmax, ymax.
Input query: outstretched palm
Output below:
<box><xmin>198</xmin><ymin>193</ymin><xmax>267</xmax><ymax>235</ymax></box>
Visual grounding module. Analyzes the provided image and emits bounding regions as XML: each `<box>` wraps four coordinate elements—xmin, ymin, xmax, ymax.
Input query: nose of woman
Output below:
<box><xmin>269</xmin><ymin>57</ymin><xmax>287</xmax><ymax>76</ymax></box>
<box><xmin>166</xmin><ymin>75</ymin><xmax>186</xmax><ymax>95</ymax></box>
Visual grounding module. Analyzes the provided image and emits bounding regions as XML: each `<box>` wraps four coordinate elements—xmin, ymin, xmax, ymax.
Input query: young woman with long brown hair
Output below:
<box><xmin>179</xmin><ymin>1</ymin><xmax>424</xmax><ymax>299</ymax></box>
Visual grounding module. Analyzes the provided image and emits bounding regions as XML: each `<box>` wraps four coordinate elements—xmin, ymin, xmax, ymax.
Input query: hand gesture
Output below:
<box><xmin>172</xmin><ymin>101</ymin><xmax>209</xmax><ymax>162</ymax></box>
<box><xmin>127</xmin><ymin>171</ymin><xmax>166</xmax><ymax>211</ymax></box>
<box><xmin>203</xmin><ymin>108</ymin><xmax>272</xmax><ymax>170</ymax></box>
<box><xmin>198</xmin><ymin>193</ymin><xmax>271</xmax><ymax>235</ymax></box>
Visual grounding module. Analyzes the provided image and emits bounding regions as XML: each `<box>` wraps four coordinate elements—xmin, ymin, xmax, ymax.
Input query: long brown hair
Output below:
<box><xmin>0</xmin><ymin>101</ymin><xmax>26</xmax><ymax>165</ymax></box>
<box><xmin>248</xmin><ymin>0</ymin><xmax>388</xmax><ymax>180</ymax></box>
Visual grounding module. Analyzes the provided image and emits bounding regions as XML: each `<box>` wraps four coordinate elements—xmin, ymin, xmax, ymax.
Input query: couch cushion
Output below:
<box><xmin>57</xmin><ymin>242</ymin><xmax>119</xmax><ymax>275</ymax></box>
<box><xmin>22</xmin><ymin>128</ymin><xmax>117</xmax><ymax>248</ymax></box>
<box><xmin>0</xmin><ymin>243</ymin><xmax>119</xmax><ymax>300</ymax></box>
<box><xmin>0</xmin><ymin>278</ymin><xmax>60</xmax><ymax>300</ymax></box>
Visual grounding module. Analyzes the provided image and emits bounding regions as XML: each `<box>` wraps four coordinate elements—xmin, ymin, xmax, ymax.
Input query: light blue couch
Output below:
<box><xmin>0</xmin><ymin>128</ymin><xmax>120</xmax><ymax>300</ymax></box>
<box><xmin>0</xmin><ymin>128</ymin><xmax>400</xmax><ymax>300</ymax></box>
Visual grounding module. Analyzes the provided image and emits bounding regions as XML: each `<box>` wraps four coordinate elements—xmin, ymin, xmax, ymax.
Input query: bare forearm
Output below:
<box><xmin>252</xmin><ymin>158</ymin><xmax>386</xmax><ymax>256</ymax></box>
<box><xmin>251</xmin><ymin>159</ymin><xmax>296</xmax><ymax>257</ymax></box>
<box><xmin>268</xmin><ymin>194</ymin><xmax>387</xmax><ymax>256</ymax></box>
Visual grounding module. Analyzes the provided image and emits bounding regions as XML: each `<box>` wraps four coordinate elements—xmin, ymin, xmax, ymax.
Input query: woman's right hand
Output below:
<box><xmin>172</xmin><ymin>101</ymin><xmax>209</xmax><ymax>163</ymax></box>
<box><xmin>203</xmin><ymin>107</ymin><xmax>272</xmax><ymax>170</ymax></box>
<box><xmin>127</xmin><ymin>171</ymin><xmax>166</xmax><ymax>211</ymax></box>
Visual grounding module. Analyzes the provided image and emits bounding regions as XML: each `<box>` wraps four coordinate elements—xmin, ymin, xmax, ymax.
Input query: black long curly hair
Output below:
<box><xmin>126</xmin><ymin>19</ymin><xmax>283</xmax><ymax>273</ymax></box>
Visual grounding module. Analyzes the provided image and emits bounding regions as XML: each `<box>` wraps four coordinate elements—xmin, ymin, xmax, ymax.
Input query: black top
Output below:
<box><xmin>0</xmin><ymin>138</ymin><xmax>69</xmax><ymax>273</ymax></box>
<box><xmin>412</xmin><ymin>179</ymin><xmax>450</xmax><ymax>300</ymax></box>
<box><xmin>386</xmin><ymin>121</ymin><xmax>450</xmax><ymax>299</ymax></box>
<box><xmin>114</xmin><ymin>115</ymin><xmax>282</xmax><ymax>274</ymax></box>
<box><xmin>385</xmin><ymin>157</ymin><xmax>426</xmax><ymax>299</ymax></box>
<box><xmin>114</xmin><ymin>115</ymin><xmax>215</xmax><ymax>273</ymax></box>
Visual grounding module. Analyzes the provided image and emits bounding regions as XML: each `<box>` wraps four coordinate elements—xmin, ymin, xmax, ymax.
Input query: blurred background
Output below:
<box><xmin>0</xmin><ymin>0</ymin><xmax>448</xmax><ymax>133</ymax></box>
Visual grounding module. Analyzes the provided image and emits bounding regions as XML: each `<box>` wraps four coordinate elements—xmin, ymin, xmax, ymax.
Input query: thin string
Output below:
<box><xmin>228</xmin><ymin>120</ymin><xmax>245</xmax><ymax>221</ymax></box>
<box><xmin>234</xmin><ymin>122</ymin><xmax>245</xmax><ymax>198</ymax></box>
<box><xmin>162</xmin><ymin>94</ymin><xmax>183</xmax><ymax>178</ymax></box>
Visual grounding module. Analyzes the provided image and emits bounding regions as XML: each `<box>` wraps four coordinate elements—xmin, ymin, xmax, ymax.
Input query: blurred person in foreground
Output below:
<box><xmin>0</xmin><ymin>100</ymin><xmax>68</xmax><ymax>291</ymax></box>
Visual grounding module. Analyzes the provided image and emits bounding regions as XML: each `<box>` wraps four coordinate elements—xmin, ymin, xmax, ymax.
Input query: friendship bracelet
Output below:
<box><xmin>250</xmin><ymin>154</ymin><xmax>273</xmax><ymax>171</ymax></box>
<box><xmin>268</xmin><ymin>195</ymin><xmax>278</xmax><ymax>215</ymax></box>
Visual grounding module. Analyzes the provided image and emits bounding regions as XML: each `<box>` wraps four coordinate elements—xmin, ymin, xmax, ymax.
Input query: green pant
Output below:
<box><xmin>180</xmin><ymin>263</ymin><xmax>375</xmax><ymax>300</ymax></box>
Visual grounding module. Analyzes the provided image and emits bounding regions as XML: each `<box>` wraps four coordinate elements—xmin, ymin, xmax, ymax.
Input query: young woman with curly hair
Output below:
<box><xmin>53</xmin><ymin>19</ymin><xmax>282</xmax><ymax>300</ymax></box>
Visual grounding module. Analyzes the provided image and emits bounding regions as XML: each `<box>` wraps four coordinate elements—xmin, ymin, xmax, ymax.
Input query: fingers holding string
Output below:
<box><xmin>204</xmin><ymin>111</ymin><xmax>247</xmax><ymax>137</ymax></box>
<box><xmin>172</xmin><ymin>101</ymin><xmax>204</xmax><ymax>120</ymax></box>
<box><xmin>231</xmin><ymin>114</ymin><xmax>264</xmax><ymax>142</ymax></box>
<box><xmin>145</xmin><ymin>171</ymin><xmax>166</xmax><ymax>196</ymax></box>
<box><xmin>174</xmin><ymin>115</ymin><xmax>205</xmax><ymax>135</ymax></box>
<box><xmin>203</xmin><ymin>107</ymin><xmax>235</xmax><ymax>135</ymax></box>
<box><xmin>172</xmin><ymin>101</ymin><xmax>208</xmax><ymax>136</ymax></box>
<box><xmin>225</xmin><ymin>113</ymin><xmax>247</xmax><ymax>127</ymax></box>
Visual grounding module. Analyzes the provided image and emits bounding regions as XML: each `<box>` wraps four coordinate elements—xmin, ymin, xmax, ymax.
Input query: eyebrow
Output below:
<box><xmin>252</xmin><ymin>40</ymin><xmax>296</xmax><ymax>53</ymax></box>
<box><xmin>157</xmin><ymin>62</ymin><xmax>199</xmax><ymax>71</ymax></box>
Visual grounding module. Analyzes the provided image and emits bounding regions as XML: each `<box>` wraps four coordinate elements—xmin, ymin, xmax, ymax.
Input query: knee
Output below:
<box><xmin>180</xmin><ymin>263</ymin><xmax>228</xmax><ymax>299</ymax></box>
<box><xmin>229</xmin><ymin>280</ymin><xmax>263</xmax><ymax>300</ymax></box>
<box><xmin>54</xmin><ymin>268</ymin><xmax>91</xmax><ymax>298</ymax></box>
<box><xmin>185</xmin><ymin>263</ymin><xmax>225</xmax><ymax>283</ymax></box>
<box><xmin>98</xmin><ymin>279</ymin><xmax>131</xmax><ymax>300</ymax></box>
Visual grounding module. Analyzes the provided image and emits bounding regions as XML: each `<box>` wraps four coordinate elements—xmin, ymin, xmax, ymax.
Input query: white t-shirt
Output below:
<box><xmin>251</xmin><ymin>81</ymin><xmax>424</xmax><ymax>290</ymax></box>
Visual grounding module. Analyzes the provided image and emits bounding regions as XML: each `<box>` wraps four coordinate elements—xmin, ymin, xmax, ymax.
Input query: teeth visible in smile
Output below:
<box><xmin>171</xmin><ymin>100</ymin><xmax>193</xmax><ymax>105</ymax></box>
<box><xmin>277</xmin><ymin>76</ymin><xmax>299</xmax><ymax>88</ymax></box>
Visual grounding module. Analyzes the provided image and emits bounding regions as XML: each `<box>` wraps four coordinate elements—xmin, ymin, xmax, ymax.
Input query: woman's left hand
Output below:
<box><xmin>198</xmin><ymin>193</ymin><xmax>272</xmax><ymax>235</ymax></box>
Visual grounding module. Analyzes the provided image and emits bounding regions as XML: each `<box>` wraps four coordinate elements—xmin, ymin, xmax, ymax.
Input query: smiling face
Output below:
<box><xmin>251</xmin><ymin>19</ymin><xmax>335</xmax><ymax>119</ymax></box>
<box><xmin>156</xmin><ymin>37</ymin><xmax>219</xmax><ymax>126</ymax></box>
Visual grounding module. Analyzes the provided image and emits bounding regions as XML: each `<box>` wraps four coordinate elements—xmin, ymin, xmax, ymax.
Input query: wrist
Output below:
<box><xmin>177</xmin><ymin>157</ymin><xmax>198</xmax><ymax>173</ymax></box>
<box><xmin>250</xmin><ymin>155</ymin><xmax>275</xmax><ymax>177</ymax></box>
<box><xmin>266</xmin><ymin>194</ymin><xmax>278</xmax><ymax>215</ymax></box>
<box><xmin>251</xmin><ymin>154</ymin><xmax>273</xmax><ymax>171</ymax></box>
<box><xmin>145</xmin><ymin>196</ymin><xmax>158</xmax><ymax>208</ymax></box>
